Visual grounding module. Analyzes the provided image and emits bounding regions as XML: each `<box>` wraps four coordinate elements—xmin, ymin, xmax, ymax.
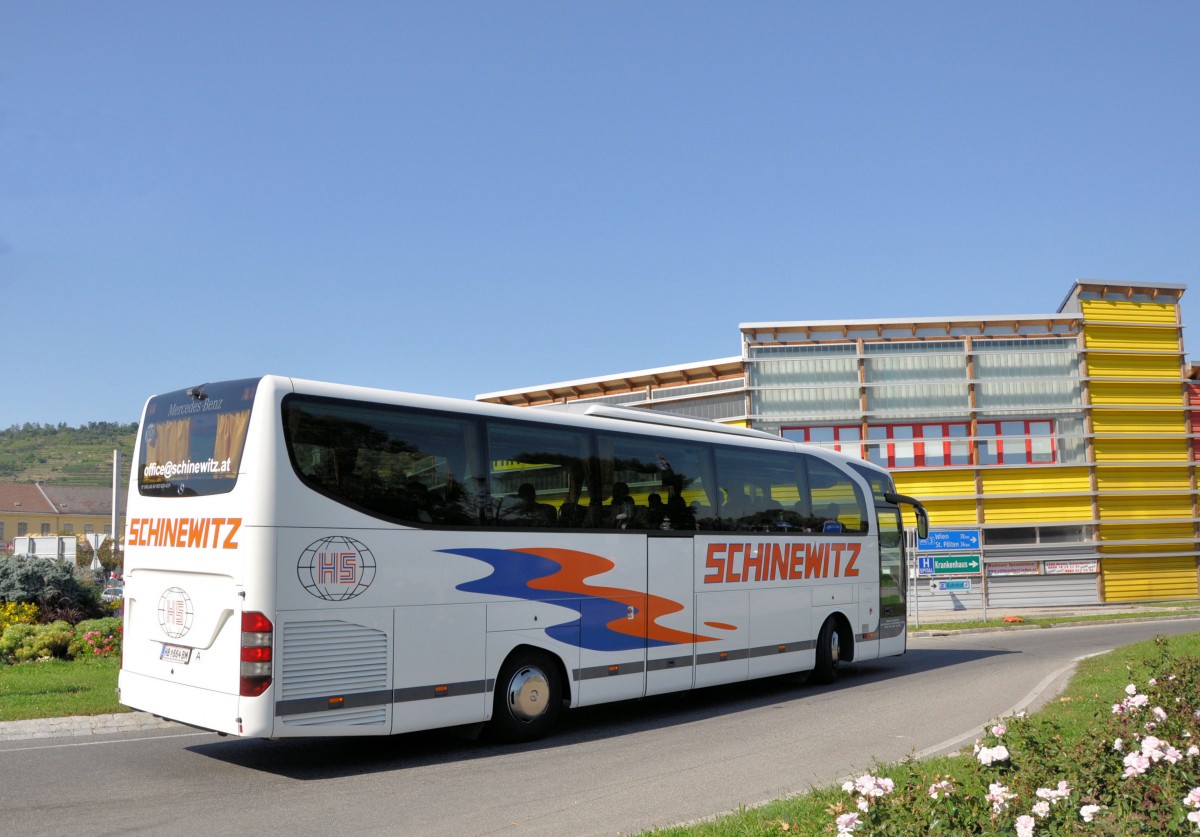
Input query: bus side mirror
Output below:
<box><xmin>884</xmin><ymin>492</ymin><xmax>929</xmax><ymax>540</ymax></box>
<box><xmin>915</xmin><ymin>507</ymin><xmax>929</xmax><ymax>540</ymax></box>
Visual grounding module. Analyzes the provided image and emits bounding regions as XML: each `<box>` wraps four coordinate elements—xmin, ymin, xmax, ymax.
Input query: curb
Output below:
<box><xmin>0</xmin><ymin>711</ymin><xmax>180</xmax><ymax>742</ymax></box>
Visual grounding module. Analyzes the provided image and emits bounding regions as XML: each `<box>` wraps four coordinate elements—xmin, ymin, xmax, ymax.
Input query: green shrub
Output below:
<box><xmin>0</xmin><ymin>622</ymin><xmax>39</xmax><ymax>662</ymax></box>
<box><xmin>0</xmin><ymin>620</ymin><xmax>76</xmax><ymax>663</ymax></box>
<box><xmin>0</xmin><ymin>555</ymin><xmax>102</xmax><ymax>621</ymax></box>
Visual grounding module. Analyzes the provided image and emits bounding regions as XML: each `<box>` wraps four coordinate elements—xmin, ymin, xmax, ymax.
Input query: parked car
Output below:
<box><xmin>101</xmin><ymin>586</ymin><xmax>124</xmax><ymax>603</ymax></box>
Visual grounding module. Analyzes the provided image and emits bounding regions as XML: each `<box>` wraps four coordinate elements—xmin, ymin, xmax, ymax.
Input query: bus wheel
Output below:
<box><xmin>812</xmin><ymin>618</ymin><xmax>842</xmax><ymax>684</ymax></box>
<box><xmin>489</xmin><ymin>650</ymin><xmax>563</xmax><ymax>743</ymax></box>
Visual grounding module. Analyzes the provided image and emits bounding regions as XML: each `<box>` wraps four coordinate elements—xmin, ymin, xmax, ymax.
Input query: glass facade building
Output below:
<box><xmin>478</xmin><ymin>281</ymin><xmax>1199</xmax><ymax>607</ymax></box>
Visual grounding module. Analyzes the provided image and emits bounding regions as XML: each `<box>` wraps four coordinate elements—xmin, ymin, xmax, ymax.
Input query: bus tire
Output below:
<box><xmin>488</xmin><ymin>650</ymin><xmax>563</xmax><ymax>743</ymax></box>
<box><xmin>812</xmin><ymin>617</ymin><xmax>842</xmax><ymax>684</ymax></box>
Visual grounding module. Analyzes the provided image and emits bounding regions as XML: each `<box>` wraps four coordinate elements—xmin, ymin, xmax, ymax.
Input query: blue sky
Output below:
<box><xmin>2</xmin><ymin>2</ymin><xmax>1197</xmax><ymax>429</ymax></box>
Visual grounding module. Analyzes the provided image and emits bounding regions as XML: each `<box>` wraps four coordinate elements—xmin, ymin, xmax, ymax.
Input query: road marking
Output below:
<box><xmin>912</xmin><ymin>651</ymin><xmax>1105</xmax><ymax>760</ymax></box>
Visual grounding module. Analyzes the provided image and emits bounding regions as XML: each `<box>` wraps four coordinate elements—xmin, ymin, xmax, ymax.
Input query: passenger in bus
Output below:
<box><xmin>507</xmin><ymin>483</ymin><xmax>557</xmax><ymax>526</ymax></box>
<box><xmin>664</xmin><ymin>475</ymin><xmax>696</xmax><ymax>530</ymax></box>
<box><xmin>645</xmin><ymin>493</ymin><xmax>666</xmax><ymax>529</ymax></box>
<box><xmin>610</xmin><ymin>482</ymin><xmax>634</xmax><ymax>507</ymax></box>
<box><xmin>608</xmin><ymin>482</ymin><xmax>638</xmax><ymax>528</ymax></box>
<box><xmin>558</xmin><ymin>500</ymin><xmax>587</xmax><ymax>527</ymax></box>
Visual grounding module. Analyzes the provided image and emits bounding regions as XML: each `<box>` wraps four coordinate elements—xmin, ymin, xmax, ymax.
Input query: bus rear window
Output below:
<box><xmin>138</xmin><ymin>379</ymin><xmax>260</xmax><ymax>497</ymax></box>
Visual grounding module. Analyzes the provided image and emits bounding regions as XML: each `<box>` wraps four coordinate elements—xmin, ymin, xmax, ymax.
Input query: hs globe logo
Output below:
<box><xmin>297</xmin><ymin>536</ymin><xmax>377</xmax><ymax>601</ymax></box>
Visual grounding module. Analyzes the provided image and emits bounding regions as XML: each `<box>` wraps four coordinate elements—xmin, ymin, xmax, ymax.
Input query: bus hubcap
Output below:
<box><xmin>507</xmin><ymin>666</ymin><xmax>550</xmax><ymax>722</ymax></box>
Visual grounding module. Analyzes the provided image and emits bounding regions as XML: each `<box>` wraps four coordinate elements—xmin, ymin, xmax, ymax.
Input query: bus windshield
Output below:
<box><xmin>137</xmin><ymin>378</ymin><xmax>259</xmax><ymax>498</ymax></box>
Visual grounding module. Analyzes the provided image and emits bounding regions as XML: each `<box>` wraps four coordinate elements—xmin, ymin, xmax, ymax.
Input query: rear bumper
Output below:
<box><xmin>118</xmin><ymin>669</ymin><xmax>266</xmax><ymax>736</ymax></box>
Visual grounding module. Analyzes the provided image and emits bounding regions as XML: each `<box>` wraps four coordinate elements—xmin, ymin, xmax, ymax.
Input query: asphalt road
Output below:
<box><xmin>3</xmin><ymin>618</ymin><xmax>1198</xmax><ymax>837</ymax></box>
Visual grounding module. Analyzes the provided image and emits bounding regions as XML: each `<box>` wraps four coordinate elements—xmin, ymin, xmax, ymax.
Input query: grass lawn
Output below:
<box><xmin>0</xmin><ymin>656</ymin><xmax>123</xmax><ymax>722</ymax></box>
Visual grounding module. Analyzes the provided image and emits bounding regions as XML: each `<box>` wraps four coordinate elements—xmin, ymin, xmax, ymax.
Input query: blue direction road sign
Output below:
<box><xmin>930</xmin><ymin>579</ymin><xmax>972</xmax><ymax>593</ymax></box>
<box><xmin>918</xmin><ymin>528</ymin><xmax>981</xmax><ymax>552</ymax></box>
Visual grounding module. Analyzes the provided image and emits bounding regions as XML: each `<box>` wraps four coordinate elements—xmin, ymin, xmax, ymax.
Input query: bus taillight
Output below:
<box><xmin>239</xmin><ymin>611</ymin><xmax>273</xmax><ymax>697</ymax></box>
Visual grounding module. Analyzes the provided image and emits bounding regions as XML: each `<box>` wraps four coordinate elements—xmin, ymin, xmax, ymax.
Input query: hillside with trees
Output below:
<box><xmin>0</xmin><ymin>423</ymin><xmax>138</xmax><ymax>487</ymax></box>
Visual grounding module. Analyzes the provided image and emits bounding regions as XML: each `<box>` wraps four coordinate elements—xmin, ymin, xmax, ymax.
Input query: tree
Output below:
<box><xmin>75</xmin><ymin>538</ymin><xmax>120</xmax><ymax>574</ymax></box>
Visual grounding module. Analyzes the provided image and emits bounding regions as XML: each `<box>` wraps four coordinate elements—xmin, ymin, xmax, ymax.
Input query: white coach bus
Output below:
<box><xmin>118</xmin><ymin>376</ymin><xmax>928</xmax><ymax>741</ymax></box>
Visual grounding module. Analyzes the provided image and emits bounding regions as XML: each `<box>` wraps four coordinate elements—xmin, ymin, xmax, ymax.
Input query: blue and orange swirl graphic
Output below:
<box><xmin>443</xmin><ymin>546</ymin><xmax>719</xmax><ymax>652</ymax></box>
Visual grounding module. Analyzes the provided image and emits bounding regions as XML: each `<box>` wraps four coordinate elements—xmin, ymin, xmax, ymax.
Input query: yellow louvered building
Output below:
<box><xmin>479</xmin><ymin>280</ymin><xmax>1199</xmax><ymax>609</ymax></box>
<box><xmin>1074</xmin><ymin>292</ymin><xmax>1197</xmax><ymax>601</ymax></box>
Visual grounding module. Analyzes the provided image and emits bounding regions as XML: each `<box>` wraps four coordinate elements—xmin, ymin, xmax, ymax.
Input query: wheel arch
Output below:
<box><xmin>813</xmin><ymin>608</ymin><xmax>856</xmax><ymax>664</ymax></box>
<box><xmin>829</xmin><ymin>610</ymin><xmax>855</xmax><ymax>663</ymax></box>
<box><xmin>494</xmin><ymin>641</ymin><xmax>573</xmax><ymax>707</ymax></box>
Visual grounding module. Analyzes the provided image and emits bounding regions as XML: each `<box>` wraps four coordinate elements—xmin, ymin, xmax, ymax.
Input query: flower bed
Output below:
<box><xmin>827</xmin><ymin>636</ymin><xmax>1200</xmax><ymax>835</ymax></box>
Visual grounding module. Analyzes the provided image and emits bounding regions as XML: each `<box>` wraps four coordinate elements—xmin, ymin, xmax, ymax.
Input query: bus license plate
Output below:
<box><xmin>160</xmin><ymin>643</ymin><xmax>192</xmax><ymax>664</ymax></box>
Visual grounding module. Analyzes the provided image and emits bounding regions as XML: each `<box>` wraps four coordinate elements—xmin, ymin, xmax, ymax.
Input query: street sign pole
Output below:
<box><xmin>111</xmin><ymin>450</ymin><xmax>122</xmax><ymax>575</ymax></box>
<box><xmin>906</xmin><ymin>529</ymin><xmax>920</xmax><ymax>630</ymax></box>
<box><xmin>981</xmin><ymin>556</ymin><xmax>988</xmax><ymax>622</ymax></box>
<box><xmin>911</xmin><ymin>555</ymin><xmax>920</xmax><ymax>629</ymax></box>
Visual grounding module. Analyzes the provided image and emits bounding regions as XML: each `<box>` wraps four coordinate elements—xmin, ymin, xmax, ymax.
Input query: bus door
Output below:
<box><xmin>876</xmin><ymin>506</ymin><xmax>907</xmax><ymax>657</ymax></box>
<box><xmin>692</xmin><ymin>537</ymin><xmax>751</xmax><ymax>689</ymax></box>
<box><xmin>646</xmin><ymin>536</ymin><xmax>695</xmax><ymax>696</ymax></box>
<box><xmin>572</xmin><ymin>535</ymin><xmax>648</xmax><ymax>707</ymax></box>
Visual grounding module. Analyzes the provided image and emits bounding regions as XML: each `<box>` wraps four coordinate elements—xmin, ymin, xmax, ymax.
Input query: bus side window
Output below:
<box><xmin>486</xmin><ymin>421</ymin><xmax>592</xmax><ymax>529</ymax></box>
<box><xmin>803</xmin><ymin>455</ymin><xmax>868</xmax><ymax>535</ymax></box>
<box><xmin>595</xmin><ymin>432</ymin><xmax>713</xmax><ymax>531</ymax></box>
<box><xmin>713</xmin><ymin>446</ymin><xmax>804</xmax><ymax>534</ymax></box>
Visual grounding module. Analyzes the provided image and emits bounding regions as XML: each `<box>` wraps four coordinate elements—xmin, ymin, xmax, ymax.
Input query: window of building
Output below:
<box><xmin>17</xmin><ymin>522</ymin><xmax>27</xmax><ymax>537</ymax></box>
<box><xmin>85</xmin><ymin>524</ymin><xmax>95</xmax><ymax>534</ymax></box>
<box><xmin>783</xmin><ymin>425</ymin><xmax>865</xmax><ymax>459</ymax></box>
<box><xmin>63</xmin><ymin>524</ymin><xmax>74</xmax><ymax>534</ymax></box>
<box><xmin>921</xmin><ymin>424</ymin><xmax>940</xmax><ymax>462</ymax></box>
<box><xmin>985</xmin><ymin>525</ymin><xmax>1091</xmax><ymax>546</ymax></box>
<box><xmin>984</xmin><ymin>527</ymin><xmax>1037</xmax><ymax>545</ymax></box>
<box><xmin>788</xmin><ymin>422</ymin><xmax>978</xmax><ymax>468</ymax></box>
<box><xmin>40</xmin><ymin>524</ymin><xmax>51</xmax><ymax>535</ymax></box>
<box><xmin>866</xmin><ymin>425</ymin><xmax>887</xmax><ymax>466</ymax></box>
<box><xmin>859</xmin><ymin>422</ymin><xmax>971</xmax><ymax>468</ymax></box>
<box><xmin>892</xmin><ymin>425</ymin><xmax>915</xmax><ymax>467</ymax></box>
<box><xmin>1030</xmin><ymin>421</ymin><xmax>1054</xmax><ymax>464</ymax></box>
<box><xmin>977</xmin><ymin>420</ymin><xmax>1057</xmax><ymax>466</ymax></box>
<box><xmin>867</xmin><ymin>425</ymin><xmax>918</xmax><ymax>468</ymax></box>
<box><xmin>947</xmin><ymin>424</ymin><xmax>971</xmax><ymax>465</ymax></box>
